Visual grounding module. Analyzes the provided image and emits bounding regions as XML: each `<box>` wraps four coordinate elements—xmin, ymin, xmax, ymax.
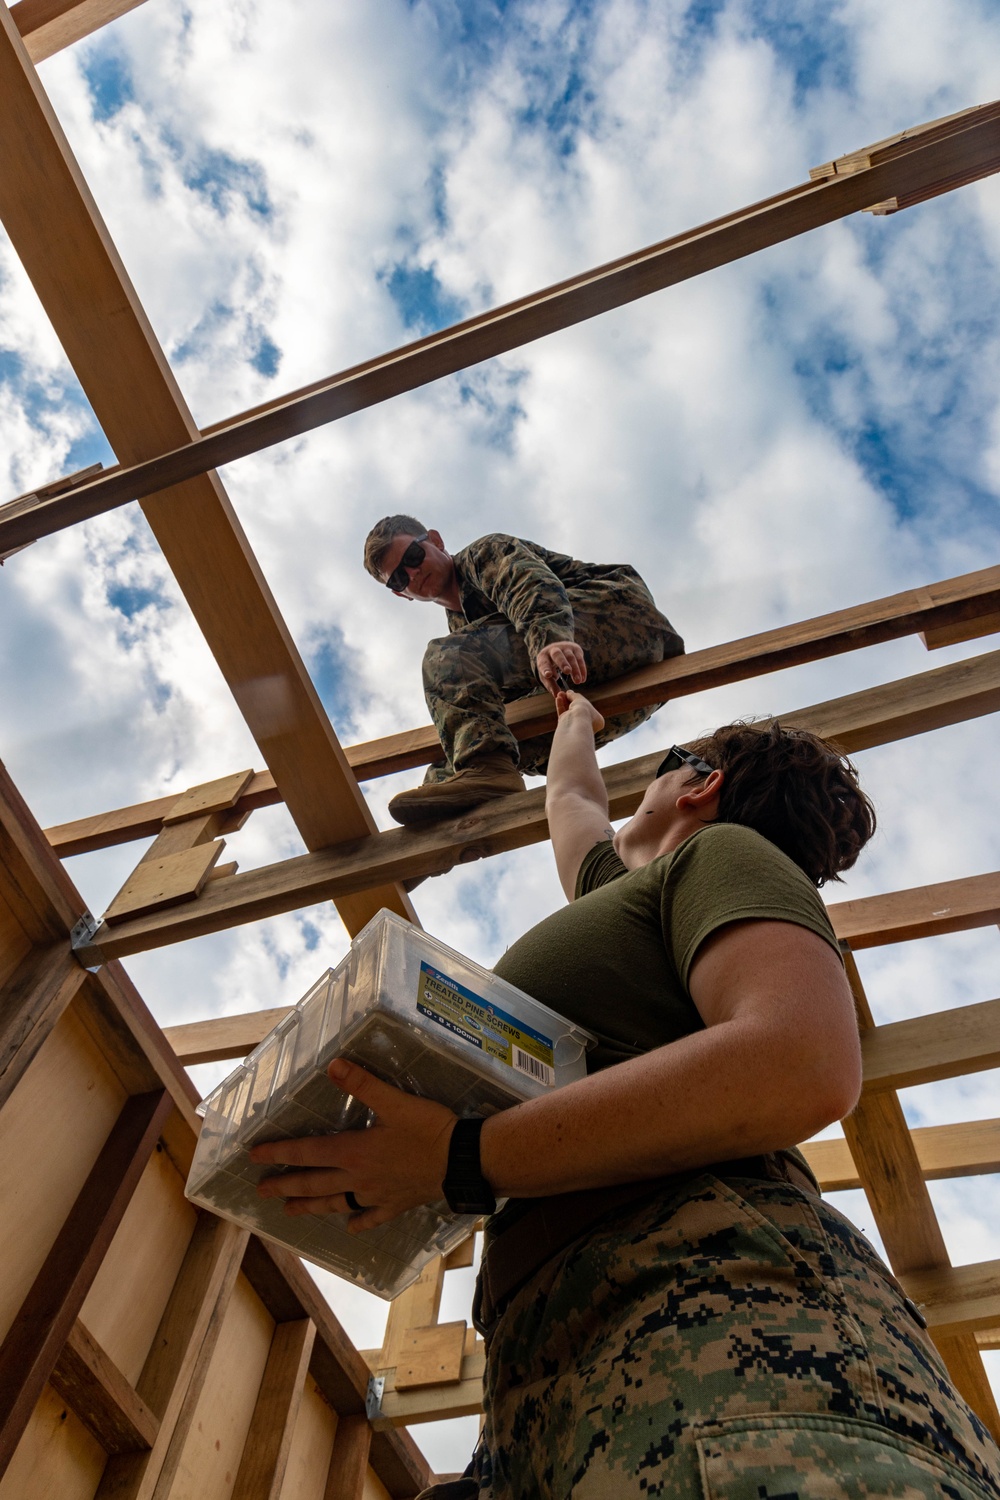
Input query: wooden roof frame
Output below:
<box><xmin>1</xmin><ymin>0</ymin><xmax>1000</xmax><ymax>1479</ymax></box>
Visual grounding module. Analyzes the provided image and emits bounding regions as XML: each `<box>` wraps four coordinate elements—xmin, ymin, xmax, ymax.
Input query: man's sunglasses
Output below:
<box><xmin>384</xmin><ymin>534</ymin><xmax>429</xmax><ymax>593</ymax></box>
<box><xmin>655</xmin><ymin>745</ymin><xmax>716</xmax><ymax>779</ymax></box>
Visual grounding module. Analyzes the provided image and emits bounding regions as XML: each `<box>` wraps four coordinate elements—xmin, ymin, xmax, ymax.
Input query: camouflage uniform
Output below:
<box><xmin>419</xmin><ymin>1173</ymin><xmax>1000</xmax><ymax>1499</ymax></box>
<box><xmin>421</xmin><ymin>535</ymin><xmax>683</xmax><ymax>780</ymax></box>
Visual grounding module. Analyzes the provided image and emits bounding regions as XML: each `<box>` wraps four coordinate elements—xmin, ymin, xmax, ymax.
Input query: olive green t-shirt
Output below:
<box><xmin>493</xmin><ymin>823</ymin><xmax>841</xmax><ymax>1073</ymax></box>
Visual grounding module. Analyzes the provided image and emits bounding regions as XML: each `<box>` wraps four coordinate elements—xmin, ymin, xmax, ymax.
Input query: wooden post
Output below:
<box><xmin>231</xmin><ymin>1318</ymin><xmax>316</xmax><ymax>1500</ymax></box>
<box><xmin>323</xmin><ymin>1414</ymin><xmax>372</xmax><ymax>1500</ymax></box>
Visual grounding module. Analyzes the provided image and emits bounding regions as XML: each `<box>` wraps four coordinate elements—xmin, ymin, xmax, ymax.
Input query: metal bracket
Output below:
<box><xmin>70</xmin><ymin>912</ymin><xmax>103</xmax><ymax>971</ymax></box>
<box><xmin>366</xmin><ymin>1374</ymin><xmax>385</xmax><ymax>1421</ymax></box>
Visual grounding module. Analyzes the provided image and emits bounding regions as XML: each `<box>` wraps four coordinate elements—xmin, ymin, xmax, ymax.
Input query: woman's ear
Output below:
<box><xmin>678</xmin><ymin>768</ymin><xmax>723</xmax><ymax>814</ymax></box>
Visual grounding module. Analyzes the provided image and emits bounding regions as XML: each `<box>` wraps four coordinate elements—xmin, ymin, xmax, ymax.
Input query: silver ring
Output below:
<box><xmin>344</xmin><ymin>1190</ymin><xmax>364</xmax><ymax>1212</ymax></box>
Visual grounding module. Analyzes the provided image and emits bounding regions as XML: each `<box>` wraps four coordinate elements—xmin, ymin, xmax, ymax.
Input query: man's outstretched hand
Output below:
<box><xmin>250</xmin><ymin>1059</ymin><xmax>458</xmax><ymax>1233</ymax></box>
<box><xmin>536</xmin><ymin>640</ymin><xmax>587</xmax><ymax>698</ymax></box>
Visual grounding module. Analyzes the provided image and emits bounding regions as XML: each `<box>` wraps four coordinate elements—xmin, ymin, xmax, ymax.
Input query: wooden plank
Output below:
<box><xmin>162</xmin><ymin>770</ymin><xmax>254</xmax><ymax>824</ymax></box>
<box><xmin>76</xmin><ymin>650</ymin><xmax>1000</xmax><ymax>963</ymax></box>
<box><xmin>103</xmin><ymin>842</ymin><xmax>225</xmax><ymax>925</ymax></box>
<box><xmin>323</xmin><ymin>1414</ymin><xmax>371</xmax><ymax>1500</ymax></box>
<box><xmin>50</xmin><ymin>1320</ymin><xmax>159</xmax><ymax>1455</ymax></box>
<box><xmin>802</xmin><ymin>1118</ymin><xmax>1000</xmax><ymax>1191</ymax></box>
<box><xmin>0</xmin><ymin>1088</ymin><xmax>171</xmax><ymax>1476</ymax></box>
<box><xmin>4</xmin><ymin>105</ymin><xmax>999</xmax><ymax>547</ymax></box>
<box><xmin>95</xmin><ymin>1215</ymin><xmax>248</xmax><ymax>1500</ymax></box>
<box><xmin>0</xmin><ymin>941</ymin><xmax>87</xmax><ymax>1112</ymax></box>
<box><xmin>829</xmin><ymin>870</ymin><xmax>1000</xmax><ymax>950</ymax></box>
<box><xmin>378</xmin><ymin>1258</ymin><xmax>446</xmax><ymax>1375</ymax></box>
<box><xmin>861</xmin><ymin>997</ymin><xmax>1000</xmax><ymax>1092</ymax></box>
<box><xmin>839</xmin><ymin>952</ymin><xmax>999</xmax><ymax>1434</ymax></box>
<box><xmin>11</xmin><ymin>0</ymin><xmax>149</xmax><ymax>63</ymax></box>
<box><xmin>231</xmin><ymin>1317</ymin><xmax>316</xmax><ymax>1500</ymax></box>
<box><xmin>43</xmin><ymin>565</ymin><xmax>1000</xmax><ymax>854</ymax></box>
<box><xmin>784</xmin><ymin>647</ymin><xmax>1000</xmax><ymax>753</ymax></box>
<box><xmin>901</xmin><ymin>1259</ymin><xmax>1000</xmax><ymax>1341</ymax></box>
<box><xmin>163</xmin><ymin>1006</ymin><xmax>293</xmax><ymax>1066</ymax></box>
<box><xmin>0</xmin><ymin>9</ymin><xmax>413</xmax><ymax>937</ymax></box>
<box><xmin>371</xmin><ymin>1345</ymin><xmax>487</xmax><ymax>1430</ymax></box>
<box><xmin>394</xmin><ymin>1322</ymin><xmax>467</xmax><ymax>1391</ymax></box>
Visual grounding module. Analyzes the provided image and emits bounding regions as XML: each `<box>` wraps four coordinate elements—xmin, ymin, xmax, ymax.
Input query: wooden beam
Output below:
<box><xmin>11</xmin><ymin>0</ymin><xmax>149</xmax><ymax>63</ymax></box>
<box><xmin>50</xmin><ymin>1319</ymin><xmax>159</xmax><ymax>1455</ymax></box>
<box><xmin>803</xmin><ymin>1117</ymin><xmax>1000</xmax><ymax>1192</ymax></box>
<box><xmin>830</xmin><ymin>870</ymin><xmax>1000</xmax><ymax>950</ymax></box>
<box><xmin>861</xmin><ymin>997</ymin><xmax>1000</xmax><ymax>1092</ymax></box>
<box><xmin>3</xmin><ymin>104</ymin><xmax>999</xmax><ymax>549</ymax></box>
<box><xmin>0</xmin><ymin>1088</ymin><xmax>172</xmax><ymax>1476</ymax></box>
<box><xmin>839</xmin><ymin>953</ymin><xmax>998</xmax><ymax>1433</ymax></box>
<box><xmin>163</xmin><ymin>1007</ymin><xmax>295</xmax><ymax>1066</ymax></box>
<box><xmin>0</xmin><ymin>756</ymin><xmax>85</xmax><ymax>945</ymax></box>
<box><xmin>0</xmin><ymin>942</ymin><xmax>87</xmax><ymax>1111</ymax></box>
<box><xmin>0</xmin><ymin>9</ymin><xmax>413</xmax><ymax>937</ymax></box>
<box><xmin>231</xmin><ymin>1319</ymin><xmax>316</xmax><ymax>1500</ymax></box>
<box><xmin>44</xmin><ymin>565</ymin><xmax>1000</xmax><ymax>856</ymax></box>
<box><xmin>74</xmin><ymin>651</ymin><xmax>1000</xmax><ymax>963</ymax></box>
<box><xmin>901</xmin><ymin>1259</ymin><xmax>1000</xmax><ymax>1342</ymax></box>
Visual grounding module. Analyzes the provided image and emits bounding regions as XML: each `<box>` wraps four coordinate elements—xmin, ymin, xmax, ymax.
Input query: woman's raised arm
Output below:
<box><xmin>545</xmin><ymin>690</ymin><xmax>614</xmax><ymax>899</ymax></box>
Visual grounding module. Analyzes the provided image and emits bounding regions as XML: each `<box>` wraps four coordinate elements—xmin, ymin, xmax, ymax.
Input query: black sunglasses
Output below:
<box><xmin>385</xmin><ymin>534</ymin><xmax>429</xmax><ymax>593</ymax></box>
<box><xmin>655</xmin><ymin>745</ymin><xmax>716</xmax><ymax>779</ymax></box>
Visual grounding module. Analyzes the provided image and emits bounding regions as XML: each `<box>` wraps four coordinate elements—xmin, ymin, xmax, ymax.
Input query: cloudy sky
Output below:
<box><xmin>2</xmin><ymin>0</ymin><xmax>1000</xmax><ymax>1471</ymax></box>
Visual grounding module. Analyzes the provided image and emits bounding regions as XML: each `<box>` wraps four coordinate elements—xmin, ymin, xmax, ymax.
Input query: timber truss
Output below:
<box><xmin>1</xmin><ymin>0</ymin><xmax>1000</xmax><ymax>1490</ymax></box>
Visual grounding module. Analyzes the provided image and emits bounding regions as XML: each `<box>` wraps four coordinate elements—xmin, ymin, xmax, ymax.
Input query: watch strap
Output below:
<box><xmin>443</xmin><ymin>1117</ymin><xmax>497</xmax><ymax>1215</ymax></box>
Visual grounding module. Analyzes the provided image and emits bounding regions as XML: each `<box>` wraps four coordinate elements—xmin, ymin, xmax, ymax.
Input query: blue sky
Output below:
<box><xmin>2</xmin><ymin>0</ymin><xmax>1000</xmax><ymax>1466</ymax></box>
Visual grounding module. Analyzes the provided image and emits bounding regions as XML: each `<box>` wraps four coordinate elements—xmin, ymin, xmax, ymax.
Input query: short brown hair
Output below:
<box><xmin>686</xmin><ymin>721</ymin><xmax>876</xmax><ymax>887</ymax></box>
<box><xmin>363</xmin><ymin>515</ymin><xmax>428</xmax><ymax>580</ymax></box>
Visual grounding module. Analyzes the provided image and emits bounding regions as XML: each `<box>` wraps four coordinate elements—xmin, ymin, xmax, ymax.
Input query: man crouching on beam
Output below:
<box><xmin>363</xmin><ymin>516</ymin><xmax>684</xmax><ymax>824</ymax></box>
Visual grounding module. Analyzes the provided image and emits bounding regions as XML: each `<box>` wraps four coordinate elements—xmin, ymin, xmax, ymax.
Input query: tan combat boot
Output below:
<box><xmin>388</xmin><ymin>752</ymin><xmax>525</xmax><ymax>825</ymax></box>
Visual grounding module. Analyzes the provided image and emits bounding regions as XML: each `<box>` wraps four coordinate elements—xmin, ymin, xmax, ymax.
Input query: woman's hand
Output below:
<box><xmin>554</xmin><ymin>687</ymin><xmax>605</xmax><ymax>732</ymax></box>
<box><xmin>250</xmin><ymin>1058</ymin><xmax>457</xmax><ymax>1233</ymax></box>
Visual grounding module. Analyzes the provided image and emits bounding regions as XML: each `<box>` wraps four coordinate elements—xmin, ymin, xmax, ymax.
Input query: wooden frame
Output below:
<box><xmin>0</xmin><ymin>0</ymin><xmax>998</xmax><ymax>1486</ymax></box>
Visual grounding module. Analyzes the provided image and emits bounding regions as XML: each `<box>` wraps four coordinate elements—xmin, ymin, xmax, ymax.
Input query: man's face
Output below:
<box><xmin>379</xmin><ymin>529</ymin><xmax>455</xmax><ymax>604</ymax></box>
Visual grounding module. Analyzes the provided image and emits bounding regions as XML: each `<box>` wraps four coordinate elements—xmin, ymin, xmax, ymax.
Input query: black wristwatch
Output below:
<box><xmin>443</xmin><ymin>1117</ymin><xmax>497</xmax><ymax>1215</ymax></box>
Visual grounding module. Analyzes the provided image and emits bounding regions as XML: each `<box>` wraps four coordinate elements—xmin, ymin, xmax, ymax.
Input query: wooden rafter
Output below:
<box><xmin>43</xmin><ymin>563</ymin><xmax>1000</xmax><ymax>857</ymax></box>
<box><xmin>10</xmin><ymin>0</ymin><xmax>147</xmax><ymax>62</ymax></box>
<box><xmin>73</xmin><ymin>652</ymin><xmax>1000</xmax><ymax>962</ymax></box>
<box><xmin>0</xmin><ymin>9</ymin><xmax>414</xmax><ymax>938</ymax></box>
<box><xmin>2</xmin><ymin>102</ymin><xmax>999</xmax><ymax>553</ymax></box>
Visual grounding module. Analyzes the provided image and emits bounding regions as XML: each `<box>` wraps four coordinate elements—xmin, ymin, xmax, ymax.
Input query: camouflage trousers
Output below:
<box><xmin>421</xmin><ymin>567</ymin><xmax>683</xmax><ymax>779</ymax></box>
<box><xmin>420</xmin><ymin>1175</ymin><xmax>1000</xmax><ymax>1499</ymax></box>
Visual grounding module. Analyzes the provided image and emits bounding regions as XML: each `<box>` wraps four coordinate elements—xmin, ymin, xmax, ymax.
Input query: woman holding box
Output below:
<box><xmin>252</xmin><ymin>692</ymin><xmax>1000</xmax><ymax>1500</ymax></box>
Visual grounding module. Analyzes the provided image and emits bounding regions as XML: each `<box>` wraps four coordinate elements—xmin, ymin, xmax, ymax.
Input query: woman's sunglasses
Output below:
<box><xmin>655</xmin><ymin>745</ymin><xmax>716</xmax><ymax>779</ymax></box>
<box><xmin>385</xmin><ymin>534</ymin><xmax>429</xmax><ymax>593</ymax></box>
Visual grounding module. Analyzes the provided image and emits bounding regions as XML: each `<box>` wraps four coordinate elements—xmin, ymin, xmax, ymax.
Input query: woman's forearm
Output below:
<box><xmin>545</xmin><ymin>700</ymin><xmax>608</xmax><ymax>809</ymax></box>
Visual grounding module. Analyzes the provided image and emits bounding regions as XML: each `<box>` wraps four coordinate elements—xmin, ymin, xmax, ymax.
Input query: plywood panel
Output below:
<box><xmin>80</xmin><ymin>1144</ymin><xmax>197</xmax><ymax>1384</ymax></box>
<box><xmin>279</xmin><ymin>1377</ymin><xmax>336</xmax><ymax>1500</ymax></box>
<box><xmin>0</xmin><ymin>1382</ymin><xmax>106</xmax><ymax>1500</ymax></box>
<box><xmin>169</xmin><ymin>1273</ymin><xmax>274</xmax><ymax>1500</ymax></box>
<box><xmin>0</xmin><ymin>1005</ymin><xmax>126</xmax><ymax>1344</ymax></box>
<box><xmin>0</xmin><ymin>891</ymin><xmax>30</xmax><ymax>988</ymax></box>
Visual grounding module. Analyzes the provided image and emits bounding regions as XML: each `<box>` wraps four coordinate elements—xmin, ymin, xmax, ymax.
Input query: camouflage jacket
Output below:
<box><xmin>449</xmin><ymin>534</ymin><xmax>641</xmax><ymax>663</ymax></box>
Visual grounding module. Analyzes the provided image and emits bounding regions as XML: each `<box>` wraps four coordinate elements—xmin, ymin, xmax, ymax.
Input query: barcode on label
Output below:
<box><xmin>512</xmin><ymin>1046</ymin><xmax>555</xmax><ymax>1086</ymax></box>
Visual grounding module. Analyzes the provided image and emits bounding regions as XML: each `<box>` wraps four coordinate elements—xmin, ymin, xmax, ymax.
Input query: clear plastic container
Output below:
<box><xmin>186</xmin><ymin>910</ymin><xmax>594</xmax><ymax>1298</ymax></box>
